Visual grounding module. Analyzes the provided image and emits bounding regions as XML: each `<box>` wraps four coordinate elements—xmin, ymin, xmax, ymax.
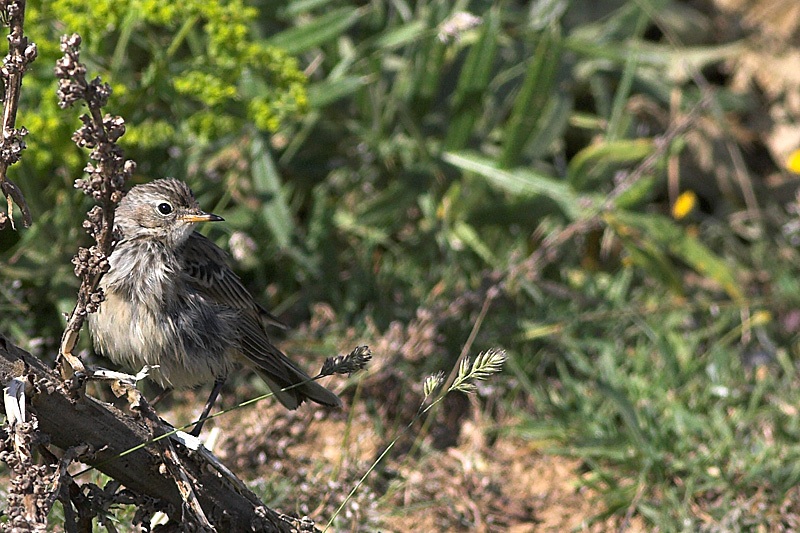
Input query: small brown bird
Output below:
<box><xmin>88</xmin><ymin>178</ymin><xmax>341</xmax><ymax>434</ymax></box>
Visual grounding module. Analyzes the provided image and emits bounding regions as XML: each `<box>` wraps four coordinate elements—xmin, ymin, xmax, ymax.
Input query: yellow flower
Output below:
<box><xmin>787</xmin><ymin>149</ymin><xmax>800</xmax><ymax>174</ymax></box>
<box><xmin>672</xmin><ymin>190</ymin><xmax>697</xmax><ymax>220</ymax></box>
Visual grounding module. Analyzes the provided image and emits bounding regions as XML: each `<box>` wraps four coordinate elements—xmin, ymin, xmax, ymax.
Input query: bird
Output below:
<box><xmin>87</xmin><ymin>178</ymin><xmax>341</xmax><ymax>435</ymax></box>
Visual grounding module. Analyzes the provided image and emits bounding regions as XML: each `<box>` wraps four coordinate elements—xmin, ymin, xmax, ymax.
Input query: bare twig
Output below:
<box><xmin>0</xmin><ymin>0</ymin><xmax>35</xmax><ymax>230</ymax></box>
<box><xmin>38</xmin><ymin>442</ymin><xmax>92</xmax><ymax>523</ymax></box>
<box><xmin>53</xmin><ymin>34</ymin><xmax>135</xmax><ymax>380</ymax></box>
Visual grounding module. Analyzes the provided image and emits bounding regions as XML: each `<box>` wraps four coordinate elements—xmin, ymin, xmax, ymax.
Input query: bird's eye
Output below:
<box><xmin>157</xmin><ymin>202</ymin><xmax>173</xmax><ymax>215</ymax></box>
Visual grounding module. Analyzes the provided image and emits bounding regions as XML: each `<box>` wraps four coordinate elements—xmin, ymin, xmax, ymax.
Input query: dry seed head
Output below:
<box><xmin>423</xmin><ymin>371</ymin><xmax>445</xmax><ymax>398</ymax></box>
<box><xmin>321</xmin><ymin>345</ymin><xmax>372</xmax><ymax>376</ymax></box>
<box><xmin>451</xmin><ymin>348</ymin><xmax>507</xmax><ymax>394</ymax></box>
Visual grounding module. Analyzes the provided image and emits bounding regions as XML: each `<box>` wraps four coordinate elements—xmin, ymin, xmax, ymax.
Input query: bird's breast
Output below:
<box><xmin>103</xmin><ymin>240</ymin><xmax>181</xmax><ymax>308</ymax></box>
<box><xmin>90</xmin><ymin>239</ymin><xmax>239</xmax><ymax>389</ymax></box>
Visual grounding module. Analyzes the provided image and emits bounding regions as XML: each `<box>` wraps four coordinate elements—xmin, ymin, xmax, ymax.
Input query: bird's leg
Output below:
<box><xmin>190</xmin><ymin>377</ymin><xmax>225</xmax><ymax>437</ymax></box>
<box><xmin>150</xmin><ymin>387</ymin><xmax>173</xmax><ymax>407</ymax></box>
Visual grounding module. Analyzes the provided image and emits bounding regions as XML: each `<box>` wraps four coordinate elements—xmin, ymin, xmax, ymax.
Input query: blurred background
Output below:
<box><xmin>4</xmin><ymin>0</ymin><xmax>800</xmax><ymax>529</ymax></box>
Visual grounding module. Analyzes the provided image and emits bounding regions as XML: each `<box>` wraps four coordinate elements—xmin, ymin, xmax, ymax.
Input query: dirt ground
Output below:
<box><xmin>161</xmin><ymin>384</ymin><xmax>635</xmax><ymax>533</ymax></box>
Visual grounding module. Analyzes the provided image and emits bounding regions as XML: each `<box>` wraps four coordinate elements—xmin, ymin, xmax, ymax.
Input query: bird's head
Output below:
<box><xmin>115</xmin><ymin>178</ymin><xmax>223</xmax><ymax>246</ymax></box>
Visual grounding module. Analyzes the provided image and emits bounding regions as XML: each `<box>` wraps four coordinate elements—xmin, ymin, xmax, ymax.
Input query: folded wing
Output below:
<box><xmin>180</xmin><ymin>232</ymin><xmax>341</xmax><ymax>409</ymax></box>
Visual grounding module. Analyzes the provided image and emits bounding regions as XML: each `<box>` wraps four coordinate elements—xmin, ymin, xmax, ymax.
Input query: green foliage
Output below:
<box><xmin>513</xmin><ymin>282</ymin><xmax>794</xmax><ymax>528</ymax></box>
<box><xmin>47</xmin><ymin>0</ymin><xmax>307</xmax><ymax>140</ymax></box>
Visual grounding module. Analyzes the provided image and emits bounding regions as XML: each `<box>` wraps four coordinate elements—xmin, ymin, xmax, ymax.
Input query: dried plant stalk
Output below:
<box><xmin>54</xmin><ymin>34</ymin><xmax>135</xmax><ymax>380</ymax></box>
<box><xmin>0</xmin><ymin>0</ymin><xmax>35</xmax><ymax>230</ymax></box>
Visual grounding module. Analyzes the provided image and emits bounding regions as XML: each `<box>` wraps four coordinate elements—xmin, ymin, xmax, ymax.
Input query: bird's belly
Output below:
<box><xmin>88</xmin><ymin>291</ymin><xmax>238</xmax><ymax>389</ymax></box>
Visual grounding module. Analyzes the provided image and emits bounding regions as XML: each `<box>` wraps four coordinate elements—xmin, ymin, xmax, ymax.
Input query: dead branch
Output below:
<box><xmin>0</xmin><ymin>0</ymin><xmax>35</xmax><ymax>230</ymax></box>
<box><xmin>54</xmin><ymin>33</ymin><xmax>132</xmax><ymax>379</ymax></box>
<box><xmin>0</xmin><ymin>334</ymin><xmax>318</xmax><ymax>533</ymax></box>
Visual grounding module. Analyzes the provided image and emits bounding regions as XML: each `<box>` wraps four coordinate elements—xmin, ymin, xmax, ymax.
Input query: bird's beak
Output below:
<box><xmin>181</xmin><ymin>211</ymin><xmax>224</xmax><ymax>223</ymax></box>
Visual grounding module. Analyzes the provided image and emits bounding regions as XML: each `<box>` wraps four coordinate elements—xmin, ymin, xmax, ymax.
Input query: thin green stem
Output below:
<box><xmin>407</xmin><ymin>291</ymin><xmax>493</xmax><ymax>458</ymax></box>
<box><xmin>324</xmin><ymin>397</ymin><xmax>445</xmax><ymax>531</ymax></box>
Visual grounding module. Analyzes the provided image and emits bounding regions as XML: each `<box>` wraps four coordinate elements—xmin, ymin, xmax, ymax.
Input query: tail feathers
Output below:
<box><xmin>256</xmin><ymin>369</ymin><xmax>342</xmax><ymax>410</ymax></box>
<box><xmin>300</xmin><ymin>378</ymin><xmax>343</xmax><ymax>408</ymax></box>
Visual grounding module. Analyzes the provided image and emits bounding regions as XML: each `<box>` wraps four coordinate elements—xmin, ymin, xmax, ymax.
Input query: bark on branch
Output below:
<box><xmin>0</xmin><ymin>333</ymin><xmax>317</xmax><ymax>532</ymax></box>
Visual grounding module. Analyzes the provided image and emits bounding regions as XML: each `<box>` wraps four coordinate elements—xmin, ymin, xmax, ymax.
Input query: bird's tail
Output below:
<box><xmin>255</xmin><ymin>367</ymin><xmax>342</xmax><ymax>410</ymax></box>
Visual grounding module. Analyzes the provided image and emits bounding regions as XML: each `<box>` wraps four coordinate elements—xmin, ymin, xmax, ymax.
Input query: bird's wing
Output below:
<box><xmin>181</xmin><ymin>232</ymin><xmax>340</xmax><ymax>409</ymax></box>
<box><xmin>238</xmin><ymin>312</ymin><xmax>341</xmax><ymax>408</ymax></box>
<box><xmin>181</xmin><ymin>232</ymin><xmax>286</xmax><ymax>329</ymax></box>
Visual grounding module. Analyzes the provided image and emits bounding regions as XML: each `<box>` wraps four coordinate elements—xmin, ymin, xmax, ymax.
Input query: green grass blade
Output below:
<box><xmin>443</xmin><ymin>151</ymin><xmax>584</xmax><ymax>219</ymax></box>
<box><xmin>524</xmin><ymin>92</ymin><xmax>573</xmax><ymax>160</ymax></box>
<box><xmin>267</xmin><ymin>6</ymin><xmax>365</xmax><ymax>54</ymax></box>
<box><xmin>373</xmin><ymin>20</ymin><xmax>428</xmax><ymax>50</ymax></box>
<box><xmin>414</xmin><ymin>1</ymin><xmax>450</xmax><ymax>105</ymax></box>
<box><xmin>308</xmin><ymin>76</ymin><xmax>371</xmax><ymax>108</ymax></box>
<box><xmin>607</xmin><ymin>211</ymin><xmax>744</xmax><ymax>301</ymax></box>
<box><xmin>614</xmin><ymin>233</ymin><xmax>684</xmax><ymax>294</ymax></box>
<box><xmin>500</xmin><ymin>25</ymin><xmax>562</xmax><ymax>168</ymax></box>
<box><xmin>443</xmin><ymin>7</ymin><xmax>500</xmax><ymax>150</ymax></box>
<box><xmin>450</xmin><ymin>220</ymin><xmax>497</xmax><ymax>266</ymax></box>
<box><xmin>606</xmin><ymin>9</ymin><xmax>649</xmax><ymax>140</ymax></box>
<box><xmin>250</xmin><ymin>134</ymin><xmax>294</xmax><ymax>249</ymax></box>
<box><xmin>281</xmin><ymin>0</ymin><xmax>340</xmax><ymax>18</ymax></box>
<box><xmin>596</xmin><ymin>380</ymin><xmax>649</xmax><ymax>450</ymax></box>
<box><xmin>567</xmin><ymin>138</ymin><xmax>654</xmax><ymax>190</ymax></box>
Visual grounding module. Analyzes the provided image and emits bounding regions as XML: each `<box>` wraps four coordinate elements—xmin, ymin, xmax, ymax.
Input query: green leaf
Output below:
<box><xmin>525</xmin><ymin>93</ymin><xmax>573</xmax><ymax>159</ymax></box>
<box><xmin>564</xmin><ymin>38</ymin><xmax>744</xmax><ymax>84</ymax></box>
<box><xmin>308</xmin><ymin>76</ymin><xmax>371</xmax><ymax>107</ymax></box>
<box><xmin>667</xmin><ymin>226</ymin><xmax>743</xmax><ymax>301</ymax></box>
<box><xmin>333</xmin><ymin>210</ymin><xmax>394</xmax><ymax>249</ymax></box>
<box><xmin>614</xmin><ymin>230</ymin><xmax>684</xmax><ymax>295</ymax></box>
<box><xmin>444</xmin><ymin>8</ymin><xmax>500</xmax><ymax>150</ymax></box>
<box><xmin>518</xmin><ymin>320</ymin><xmax>564</xmax><ymax>340</ymax></box>
<box><xmin>443</xmin><ymin>151</ymin><xmax>586</xmax><ymax>220</ymax></box>
<box><xmin>281</xmin><ymin>0</ymin><xmax>340</xmax><ymax>18</ymax></box>
<box><xmin>606</xmin><ymin>10</ymin><xmax>649</xmax><ymax>140</ymax></box>
<box><xmin>450</xmin><ymin>221</ymin><xmax>497</xmax><ymax>265</ymax></box>
<box><xmin>607</xmin><ymin>211</ymin><xmax>744</xmax><ymax>301</ymax></box>
<box><xmin>267</xmin><ymin>7</ymin><xmax>365</xmax><ymax>54</ymax></box>
<box><xmin>529</xmin><ymin>0</ymin><xmax>568</xmax><ymax>30</ymax></box>
<box><xmin>500</xmin><ymin>25</ymin><xmax>562</xmax><ymax>168</ymax></box>
<box><xmin>373</xmin><ymin>20</ymin><xmax>427</xmax><ymax>50</ymax></box>
<box><xmin>250</xmin><ymin>135</ymin><xmax>294</xmax><ymax>249</ymax></box>
<box><xmin>613</xmin><ymin>175</ymin><xmax>658</xmax><ymax>210</ymax></box>
<box><xmin>596</xmin><ymin>381</ymin><xmax>649</xmax><ymax>449</ymax></box>
<box><xmin>567</xmin><ymin>138</ymin><xmax>654</xmax><ymax>190</ymax></box>
<box><xmin>414</xmin><ymin>1</ymin><xmax>450</xmax><ymax>104</ymax></box>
